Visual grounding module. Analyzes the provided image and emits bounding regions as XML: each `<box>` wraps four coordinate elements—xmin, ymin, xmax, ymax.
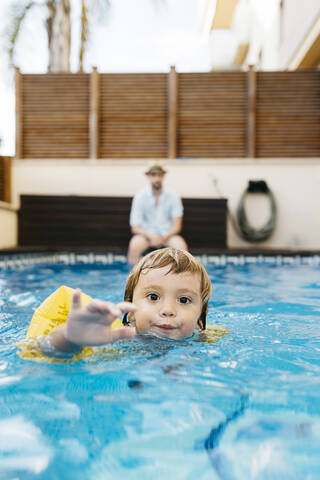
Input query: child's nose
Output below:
<box><xmin>159</xmin><ymin>299</ymin><xmax>176</xmax><ymax>317</ymax></box>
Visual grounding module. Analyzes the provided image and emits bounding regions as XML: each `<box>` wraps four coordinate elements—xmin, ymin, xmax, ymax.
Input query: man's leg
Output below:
<box><xmin>165</xmin><ymin>235</ymin><xmax>188</xmax><ymax>251</ymax></box>
<box><xmin>127</xmin><ymin>235</ymin><xmax>150</xmax><ymax>264</ymax></box>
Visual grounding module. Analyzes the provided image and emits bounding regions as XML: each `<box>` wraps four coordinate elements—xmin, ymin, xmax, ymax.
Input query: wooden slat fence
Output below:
<box><xmin>22</xmin><ymin>73</ymin><xmax>89</xmax><ymax>159</ymax></box>
<box><xmin>16</xmin><ymin>68</ymin><xmax>320</xmax><ymax>159</ymax></box>
<box><xmin>256</xmin><ymin>71</ymin><xmax>320</xmax><ymax>158</ymax></box>
<box><xmin>178</xmin><ymin>72</ymin><xmax>247</xmax><ymax>158</ymax></box>
<box><xmin>100</xmin><ymin>74</ymin><xmax>167</xmax><ymax>158</ymax></box>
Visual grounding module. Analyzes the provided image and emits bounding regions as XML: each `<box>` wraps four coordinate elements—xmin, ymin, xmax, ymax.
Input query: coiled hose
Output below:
<box><xmin>236</xmin><ymin>181</ymin><xmax>277</xmax><ymax>242</ymax></box>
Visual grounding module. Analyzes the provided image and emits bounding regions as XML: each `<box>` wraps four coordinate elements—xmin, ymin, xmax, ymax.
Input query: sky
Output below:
<box><xmin>0</xmin><ymin>0</ymin><xmax>278</xmax><ymax>156</ymax></box>
<box><xmin>0</xmin><ymin>0</ymin><xmax>214</xmax><ymax>155</ymax></box>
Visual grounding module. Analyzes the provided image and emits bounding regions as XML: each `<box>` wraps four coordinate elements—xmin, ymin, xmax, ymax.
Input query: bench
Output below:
<box><xmin>18</xmin><ymin>195</ymin><xmax>227</xmax><ymax>252</ymax></box>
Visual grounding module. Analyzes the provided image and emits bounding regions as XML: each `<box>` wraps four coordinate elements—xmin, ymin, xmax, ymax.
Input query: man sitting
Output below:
<box><xmin>127</xmin><ymin>162</ymin><xmax>188</xmax><ymax>264</ymax></box>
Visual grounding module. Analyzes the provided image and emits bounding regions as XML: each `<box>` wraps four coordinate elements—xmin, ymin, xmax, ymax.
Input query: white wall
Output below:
<box><xmin>279</xmin><ymin>0</ymin><xmax>320</xmax><ymax>69</ymax></box>
<box><xmin>244</xmin><ymin>0</ymin><xmax>280</xmax><ymax>70</ymax></box>
<box><xmin>0</xmin><ymin>202</ymin><xmax>17</xmax><ymax>248</ymax></box>
<box><xmin>12</xmin><ymin>158</ymin><xmax>320</xmax><ymax>250</ymax></box>
<box><xmin>208</xmin><ymin>0</ymin><xmax>281</xmax><ymax>71</ymax></box>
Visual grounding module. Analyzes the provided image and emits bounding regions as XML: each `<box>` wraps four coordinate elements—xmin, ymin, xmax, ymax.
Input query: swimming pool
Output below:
<box><xmin>0</xmin><ymin>253</ymin><xmax>319</xmax><ymax>479</ymax></box>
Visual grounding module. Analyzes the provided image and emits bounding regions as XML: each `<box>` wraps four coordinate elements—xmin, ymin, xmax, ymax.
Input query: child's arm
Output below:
<box><xmin>46</xmin><ymin>289</ymin><xmax>136</xmax><ymax>354</ymax></box>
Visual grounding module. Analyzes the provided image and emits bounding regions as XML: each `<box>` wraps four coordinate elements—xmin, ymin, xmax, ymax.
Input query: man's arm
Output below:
<box><xmin>129</xmin><ymin>194</ymin><xmax>146</xmax><ymax>235</ymax></box>
<box><xmin>131</xmin><ymin>225</ymin><xmax>151</xmax><ymax>240</ymax></box>
<box><xmin>162</xmin><ymin>217</ymin><xmax>183</xmax><ymax>243</ymax></box>
<box><xmin>131</xmin><ymin>216</ymin><xmax>183</xmax><ymax>246</ymax></box>
<box><xmin>131</xmin><ymin>226</ymin><xmax>165</xmax><ymax>248</ymax></box>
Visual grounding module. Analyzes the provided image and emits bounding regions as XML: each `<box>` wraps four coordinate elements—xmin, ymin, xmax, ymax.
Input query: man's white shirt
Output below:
<box><xmin>130</xmin><ymin>185</ymin><xmax>183</xmax><ymax>236</ymax></box>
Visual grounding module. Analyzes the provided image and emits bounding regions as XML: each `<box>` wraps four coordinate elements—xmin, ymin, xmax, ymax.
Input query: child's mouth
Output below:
<box><xmin>156</xmin><ymin>324</ymin><xmax>177</xmax><ymax>330</ymax></box>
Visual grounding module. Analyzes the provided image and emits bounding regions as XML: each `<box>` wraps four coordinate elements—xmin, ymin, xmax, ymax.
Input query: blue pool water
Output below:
<box><xmin>0</xmin><ymin>255</ymin><xmax>320</xmax><ymax>479</ymax></box>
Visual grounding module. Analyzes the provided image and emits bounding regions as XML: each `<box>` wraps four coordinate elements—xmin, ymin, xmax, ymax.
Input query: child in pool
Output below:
<box><xmin>35</xmin><ymin>248</ymin><xmax>212</xmax><ymax>357</ymax></box>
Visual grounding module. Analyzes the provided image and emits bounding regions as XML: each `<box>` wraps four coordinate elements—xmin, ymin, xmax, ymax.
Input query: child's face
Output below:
<box><xmin>131</xmin><ymin>266</ymin><xmax>202</xmax><ymax>340</ymax></box>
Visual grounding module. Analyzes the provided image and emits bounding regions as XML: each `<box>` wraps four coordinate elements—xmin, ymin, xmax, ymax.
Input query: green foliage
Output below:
<box><xmin>8</xmin><ymin>1</ymin><xmax>39</xmax><ymax>66</ymax></box>
<box><xmin>6</xmin><ymin>0</ymin><xmax>165</xmax><ymax>71</ymax></box>
<box><xmin>7</xmin><ymin>0</ymin><xmax>111</xmax><ymax>71</ymax></box>
<box><xmin>79</xmin><ymin>0</ymin><xmax>111</xmax><ymax>71</ymax></box>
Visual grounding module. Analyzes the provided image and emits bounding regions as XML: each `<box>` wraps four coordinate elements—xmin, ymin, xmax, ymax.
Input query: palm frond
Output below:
<box><xmin>79</xmin><ymin>0</ymin><xmax>89</xmax><ymax>72</ymax></box>
<box><xmin>8</xmin><ymin>1</ymin><xmax>38</xmax><ymax>65</ymax></box>
<box><xmin>78</xmin><ymin>0</ymin><xmax>111</xmax><ymax>71</ymax></box>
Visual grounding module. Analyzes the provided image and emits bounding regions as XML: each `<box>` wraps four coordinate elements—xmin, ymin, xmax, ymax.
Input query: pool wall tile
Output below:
<box><xmin>0</xmin><ymin>253</ymin><xmax>319</xmax><ymax>270</ymax></box>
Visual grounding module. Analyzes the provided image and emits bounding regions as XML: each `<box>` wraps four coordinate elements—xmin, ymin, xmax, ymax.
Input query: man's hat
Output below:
<box><xmin>145</xmin><ymin>162</ymin><xmax>167</xmax><ymax>175</ymax></box>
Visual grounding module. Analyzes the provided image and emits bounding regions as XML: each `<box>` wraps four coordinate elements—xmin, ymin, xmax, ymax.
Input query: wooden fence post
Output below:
<box><xmin>247</xmin><ymin>65</ymin><xmax>256</xmax><ymax>158</ymax></box>
<box><xmin>168</xmin><ymin>65</ymin><xmax>178</xmax><ymax>159</ymax></box>
<box><xmin>90</xmin><ymin>67</ymin><xmax>100</xmax><ymax>159</ymax></box>
<box><xmin>15</xmin><ymin>67</ymin><xmax>23</xmax><ymax>159</ymax></box>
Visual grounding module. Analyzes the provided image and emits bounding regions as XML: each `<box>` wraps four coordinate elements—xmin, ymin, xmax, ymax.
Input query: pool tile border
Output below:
<box><xmin>0</xmin><ymin>252</ymin><xmax>319</xmax><ymax>270</ymax></box>
<box><xmin>197</xmin><ymin>254</ymin><xmax>320</xmax><ymax>267</ymax></box>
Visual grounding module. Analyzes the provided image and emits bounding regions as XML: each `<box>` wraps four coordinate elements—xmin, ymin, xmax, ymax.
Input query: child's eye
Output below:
<box><xmin>179</xmin><ymin>296</ymin><xmax>191</xmax><ymax>304</ymax></box>
<box><xmin>147</xmin><ymin>293</ymin><xmax>159</xmax><ymax>301</ymax></box>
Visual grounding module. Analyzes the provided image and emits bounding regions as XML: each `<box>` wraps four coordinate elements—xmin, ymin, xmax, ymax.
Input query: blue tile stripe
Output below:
<box><xmin>197</xmin><ymin>254</ymin><xmax>320</xmax><ymax>266</ymax></box>
<box><xmin>0</xmin><ymin>253</ymin><xmax>127</xmax><ymax>270</ymax></box>
<box><xmin>0</xmin><ymin>252</ymin><xmax>319</xmax><ymax>270</ymax></box>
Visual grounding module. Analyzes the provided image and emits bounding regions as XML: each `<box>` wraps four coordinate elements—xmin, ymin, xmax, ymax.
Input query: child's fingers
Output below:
<box><xmin>88</xmin><ymin>300</ymin><xmax>122</xmax><ymax>318</ymax></box>
<box><xmin>109</xmin><ymin>326</ymin><xmax>136</xmax><ymax>342</ymax></box>
<box><xmin>103</xmin><ymin>301</ymin><xmax>123</xmax><ymax>317</ymax></box>
<box><xmin>116</xmin><ymin>302</ymin><xmax>137</xmax><ymax>314</ymax></box>
<box><xmin>71</xmin><ymin>289</ymin><xmax>82</xmax><ymax>309</ymax></box>
<box><xmin>87</xmin><ymin>300</ymin><xmax>101</xmax><ymax>313</ymax></box>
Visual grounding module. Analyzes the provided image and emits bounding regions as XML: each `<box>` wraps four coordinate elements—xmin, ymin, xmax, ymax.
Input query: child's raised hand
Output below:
<box><xmin>63</xmin><ymin>289</ymin><xmax>136</xmax><ymax>346</ymax></box>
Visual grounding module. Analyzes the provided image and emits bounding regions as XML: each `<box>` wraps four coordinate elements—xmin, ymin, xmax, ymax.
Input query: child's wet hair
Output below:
<box><xmin>124</xmin><ymin>248</ymin><xmax>212</xmax><ymax>330</ymax></box>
